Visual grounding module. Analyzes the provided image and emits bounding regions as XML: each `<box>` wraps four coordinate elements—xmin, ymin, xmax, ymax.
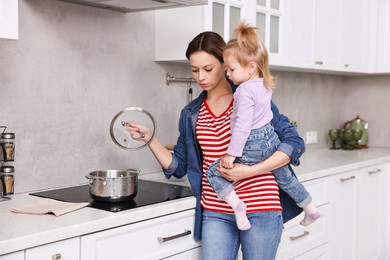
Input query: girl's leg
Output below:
<box><xmin>202</xmin><ymin>210</ymin><xmax>240</xmax><ymax>260</ymax></box>
<box><xmin>206</xmin><ymin>160</ymin><xmax>250</xmax><ymax>230</ymax></box>
<box><xmin>240</xmin><ymin>211</ymin><xmax>283</xmax><ymax>260</ymax></box>
<box><xmin>273</xmin><ymin>166</ymin><xmax>320</xmax><ymax>226</ymax></box>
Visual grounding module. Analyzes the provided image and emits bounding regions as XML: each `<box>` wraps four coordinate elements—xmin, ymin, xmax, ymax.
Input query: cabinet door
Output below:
<box><xmin>313</xmin><ymin>0</ymin><xmax>343</xmax><ymax>71</ymax></box>
<box><xmin>81</xmin><ymin>209</ymin><xmax>200</xmax><ymax>260</ymax></box>
<box><xmin>341</xmin><ymin>0</ymin><xmax>377</xmax><ymax>73</ymax></box>
<box><xmin>327</xmin><ymin>171</ymin><xmax>356</xmax><ymax>260</ymax></box>
<box><xmin>0</xmin><ymin>0</ymin><xmax>18</xmax><ymax>40</ymax></box>
<box><xmin>25</xmin><ymin>237</ymin><xmax>80</xmax><ymax>260</ymax></box>
<box><xmin>280</xmin><ymin>0</ymin><xmax>315</xmax><ymax>69</ymax></box>
<box><xmin>376</xmin><ymin>0</ymin><xmax>390</xmax><ymax>73</ymax></box>
<box><xmin>355</xmin><ymin>165</ymin><xmax>385</xmax><ymax>260</ymax></box>
<box><xmin>385</xmin><ymin>163</ymin><xmax>390</xmax><ymax>260</ymax></box>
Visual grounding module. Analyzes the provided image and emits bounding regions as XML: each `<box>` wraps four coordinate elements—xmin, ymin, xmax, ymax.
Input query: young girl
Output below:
<box><xmin>206</xmin><ymin>22</ymin><xmax>320</xmax><ymax>230</ymax></box>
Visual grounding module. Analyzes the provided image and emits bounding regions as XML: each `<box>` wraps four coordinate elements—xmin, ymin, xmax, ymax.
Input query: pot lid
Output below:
<box><xmin>109</xmin><ymin>107</ymin><xmax>156</xmax><ymax>150</ymax></box>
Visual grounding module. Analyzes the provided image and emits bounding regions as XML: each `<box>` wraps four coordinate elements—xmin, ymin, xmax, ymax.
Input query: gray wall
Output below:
<box><xmin>1</xmin><ymin>0</ymin><xmax>389</xmax><ymax>193</ymax></box>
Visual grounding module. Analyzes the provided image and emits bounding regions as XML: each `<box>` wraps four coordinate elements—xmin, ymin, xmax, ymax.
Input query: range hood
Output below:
<box><xmin>57</xmin><ymin>0</ymin><xmax>208</xmax><ymax>13</ymax></box>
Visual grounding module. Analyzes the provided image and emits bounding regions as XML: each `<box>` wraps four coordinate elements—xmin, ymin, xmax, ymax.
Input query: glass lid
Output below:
<box><xmin>109</xmin><ymin>107</ymin><xmax>156</xmax><ymax>150</ymax></box>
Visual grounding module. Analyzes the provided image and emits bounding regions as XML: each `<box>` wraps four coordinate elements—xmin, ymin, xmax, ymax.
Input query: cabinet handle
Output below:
<box><xmin>52</xmin><ymin>253</ymin><xmax>61</xmax><ymax>260</ymax></box>
<box><xmin>368</xmin><ymin>169</ymin><xmax>382</xmax><ymax>174</ymax></box>
<box><xmin>314</xmin><ymin>60</ymin><xmax>323</xmax><ymax>65</ymax></box>
<box><xmin>157</xmin><ymin>229</ymin><xmax>192</xmax><ymax>243</ymax></box>
<box><xmin>289</xmin><ymin>231</ymin><xmax>310</xmax><ymax>241</ymax></box>
<box><xmin>340</xmin><ymin>175</ymin><xmax>356</xmax><ymax>182</ymax></box>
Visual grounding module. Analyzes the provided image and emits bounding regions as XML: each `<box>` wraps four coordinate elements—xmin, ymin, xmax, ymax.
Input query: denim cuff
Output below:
<box><xmin>277</xmin><ymin>143</ymin><xmax>301</xmax><ymax>167</ymax></box>
<box><xmin>163</xmin><ymin>154</ymin><xmax>178</xmax><ymax>179</ymax></box>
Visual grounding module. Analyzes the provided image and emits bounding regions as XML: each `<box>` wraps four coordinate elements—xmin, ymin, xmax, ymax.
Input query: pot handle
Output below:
<box><xmin>127</xmin><ymin>168</ymin><xmax>140</xmax><ymax>174</ymax></box>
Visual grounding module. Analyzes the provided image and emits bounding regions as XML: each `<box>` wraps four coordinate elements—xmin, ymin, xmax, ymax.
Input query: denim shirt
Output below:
<box><xmin>163</xmin><ymin>85</ymin><xmax>305</xmax><ymax>240</ymax></box>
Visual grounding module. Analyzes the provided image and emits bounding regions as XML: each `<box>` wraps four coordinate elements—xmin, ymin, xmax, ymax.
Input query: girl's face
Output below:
<box><xmin>189</xmin><ymin>51</ymin><xmax>226</xmax><ymax>92</ymax></box>
<box><xmin>224</xmin><ymin>54</ymin><xmax>251</xmax><ymax>86</ymax></box>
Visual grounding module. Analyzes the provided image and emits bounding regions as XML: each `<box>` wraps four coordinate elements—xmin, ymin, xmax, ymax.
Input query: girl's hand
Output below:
<box><xmin>221</xmin><ymin>155</ymin><xmax>235</xmax><ymax>169</ymax></box>
<box><xmin>124</xmin><ymin>121</ymin><xmax>152</xmax><ymax>142</ymax></box>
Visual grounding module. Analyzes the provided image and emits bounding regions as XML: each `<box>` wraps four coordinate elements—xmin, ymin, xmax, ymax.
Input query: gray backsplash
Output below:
<box><xmin>1</xmin><ymin>0</ymin><xmax>389</xmax><ymax>193</ymax></box>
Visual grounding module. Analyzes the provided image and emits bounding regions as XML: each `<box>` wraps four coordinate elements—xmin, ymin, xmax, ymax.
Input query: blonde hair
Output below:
<box><xmin>224</xmin><ymin>21</ymin><xmax>276</xmax><ymax>89</ymax></box>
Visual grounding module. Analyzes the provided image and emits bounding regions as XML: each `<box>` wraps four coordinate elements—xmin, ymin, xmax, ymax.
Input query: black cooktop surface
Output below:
<box><xmin>30</xmin><ymin>179</ymin><xmax>194</xmax><ymax>213</ymax></box>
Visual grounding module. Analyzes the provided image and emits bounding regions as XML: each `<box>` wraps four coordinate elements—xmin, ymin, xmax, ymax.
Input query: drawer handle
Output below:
<box><xmin>368</xmin><ymin>169</ymin><xmax>382</xmax><ymax>174</ymax></box>
<box><xmin>289</xmin><ymin>231</ymin><xmax>310</xmax><ymax>241</ymax></box>
<box><xmin>314</xmin><ymin>60</ymin><xmax>323</xmax><ymax>65</ymax></box>
<box><xmin>52</xmin><ymin>253</ymin><xmax>62</xmax><ymax>260</ymax></box>
<box><xmin>340</xmin><ymin>175</ymin><xmax>356</xmax><ymax>182</ymax></box>
<box><xmin>157</xmin><ymin>229</ymin><xmax>192</xmax><ymax>243</ymax></box>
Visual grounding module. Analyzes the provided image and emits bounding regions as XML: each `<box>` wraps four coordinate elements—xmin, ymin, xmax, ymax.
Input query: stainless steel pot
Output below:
<box><xmin>85</xmin><ymin>169</ymin><xmax>139</xmax><ymax>203</ymax></box>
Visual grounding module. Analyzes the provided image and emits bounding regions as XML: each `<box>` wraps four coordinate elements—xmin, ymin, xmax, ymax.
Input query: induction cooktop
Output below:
<box><xmin>30</xmin><ymin>179</ymin><xmax>194</xmax><ymax>213</ymax></box>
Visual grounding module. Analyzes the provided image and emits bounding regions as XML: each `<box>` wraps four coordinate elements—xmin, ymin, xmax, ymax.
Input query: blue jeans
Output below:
<box><xmin>206</xmin><ymin>123</ymin><xmax>311</xmax><ymax>208</ymax></box>
<box><xmin>201</xmin><ymin>209</ymin><xmax>283</xmax><ymax>260</ymax></box>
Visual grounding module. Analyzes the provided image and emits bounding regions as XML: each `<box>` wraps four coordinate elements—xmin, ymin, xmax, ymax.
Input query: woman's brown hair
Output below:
<box><xmin>186</xmin><ymin>31</ymin><xmax>226</xmax><ymax>64</ymax></box>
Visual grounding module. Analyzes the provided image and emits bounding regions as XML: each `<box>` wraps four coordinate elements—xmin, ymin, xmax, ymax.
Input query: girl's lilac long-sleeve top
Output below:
<box><xmin>227</xmin><ymin>78</ymin><xmax>273</xmax><ymax>157</ymax></box>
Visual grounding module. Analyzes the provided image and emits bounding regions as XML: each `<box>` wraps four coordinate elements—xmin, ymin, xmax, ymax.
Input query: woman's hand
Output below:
<box><xmin>217</xmin><ymin>163</ymin><xmax>256</xmax><ymax>182</ymax></box>
<box><xmin>124</xmin><ymin>121</ymin><xmax>153</xmax><ymax>142</ymax></box>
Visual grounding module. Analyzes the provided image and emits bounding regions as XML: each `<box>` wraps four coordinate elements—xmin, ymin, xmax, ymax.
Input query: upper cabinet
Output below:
<box><xmin>279</xmin><ymin>0</ymin><xmax>377</xmax><ymax>73</ymax></box>
<box><xmin>0</xmin><ymin>0</ymin><xmax>18</xmax><ymax>40</ymax></box>
<box><xmin>155</xmin><ymin>0</ymin><xmax>390</xmax><ymax>74</ymax></box>
<box><xmin>376</xmin><ymin>0</ymin><xmax>390</xmax><ymax>73</ymax></box>
<box><xmin>155</xmin><ymin>0</ymin><xmax>282</xmax><ymax>63</ymax></box>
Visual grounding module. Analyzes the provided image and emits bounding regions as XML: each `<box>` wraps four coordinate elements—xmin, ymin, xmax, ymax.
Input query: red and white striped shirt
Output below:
<box><xmin>196</xmin><ymin>99</ymin><xmax>282</xmax><ymax>214</ymax></box>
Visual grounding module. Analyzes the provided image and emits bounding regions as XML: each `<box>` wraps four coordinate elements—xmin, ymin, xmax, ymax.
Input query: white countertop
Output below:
<box><xmin>1</xmin><ymin>147</ymin><xmax>390</xmax><ymax>255</ymax></box>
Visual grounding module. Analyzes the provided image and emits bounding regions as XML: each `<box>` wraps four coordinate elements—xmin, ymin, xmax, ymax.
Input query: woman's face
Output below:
<box><xmin>189</xmin><ymin>51</ymin><xmax>226</xmax><ymax>92</ymax></box>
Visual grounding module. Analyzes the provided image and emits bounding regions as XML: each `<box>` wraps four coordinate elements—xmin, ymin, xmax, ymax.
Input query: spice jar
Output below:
<box><xmin>1</xmin><ymin>132</ymin><xmax>15</xmax><ymax>161</ymax></box>
<box><xmin>0</xmin><ymin>165</ymin><xmax>14</xmax><ymax>195</ymax></box>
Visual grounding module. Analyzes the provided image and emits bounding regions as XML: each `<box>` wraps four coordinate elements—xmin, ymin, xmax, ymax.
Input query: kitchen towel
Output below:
<box><xmin>11</xmin><ymin>198</ymin><xmax>89</xmax><ymax>216</ymax></box>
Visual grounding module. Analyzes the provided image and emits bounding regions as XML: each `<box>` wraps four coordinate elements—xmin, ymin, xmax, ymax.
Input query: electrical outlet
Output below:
<box><xmin>306</xmin><ymin>131</ymin><xmax>318</xmax><ymax>144</ymax></box>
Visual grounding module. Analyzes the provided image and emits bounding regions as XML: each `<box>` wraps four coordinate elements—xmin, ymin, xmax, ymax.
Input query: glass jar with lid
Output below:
<box><xmin>1</xmin><ymin>132</ymin><xmax>15</xmax><ymax>162</ymax></box>
<box><xmin>0</xmin><ymin>165</ymin><xmax>14</xmax><ymax>196</ymax></box>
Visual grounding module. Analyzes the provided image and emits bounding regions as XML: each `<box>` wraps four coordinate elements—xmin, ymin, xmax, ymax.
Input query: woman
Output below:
<box><xmin>127</xmin><ymin>31</ymin><xmax>305</xmax><ymax>260</ymax></box>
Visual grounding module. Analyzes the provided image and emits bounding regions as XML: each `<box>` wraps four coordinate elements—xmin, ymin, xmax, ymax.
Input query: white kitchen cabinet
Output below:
<box><xmin>355</xmin><ymin>165</ymin><xmax>385</xmax><ymax>260</ymax></box>
<box><xmin>385</xmin><ymin>163</ymin><xmax>390</xmax><ymax>260</ymax></box>
<box><xmin>0</xmin><ymin>0</ymin><xmax>18</xmax><ymax>40</ymax></box>
<box><xmin>155</xmin><ymin>0</ymin><xmax>246</xmax><ymax>63</ymax></box>
<box><xmin>341</xmin><ymin>0</ymin><xmax>378</xmax><ymax>73</ymax></box>
<box><xmin>25</xmin><ymin>237</ymin><xmax>80</xmax><ymax>260</ymax></box>
<box><xmin>0</xmin><ymin>251</ymin><xmax>24</xmax><ymax>260</ymax></box>
<box><xmin>155</xmin><ymin>0</ymin><xmax>282</xmax><ymax>64</ymax></box>
<box><xmin>327</xmin><ymin>170</ymin><xmax>356</xmax><ymax>259</ymax></box>
<box><xmin>376</xmin><ymin>0</ymin><xmax>390</xmax><ymax>73</ymax></box>
<box><xmin>327</xmin><ymin>163</ymin><xmax>387</xmax><ymax>260</ymax></box>
<box><xmin>80</xmin><ymin>209</ymin><xmax>200</xmax><ymax>260</ymax></box>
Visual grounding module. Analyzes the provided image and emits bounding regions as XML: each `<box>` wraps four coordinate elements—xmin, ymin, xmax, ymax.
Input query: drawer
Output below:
<box><xmin>81</xmin><ymin>209</ymin><xmax>200</xmax><ymax>260</ymax></box>
<box><xmin>25</xmin><ymin>237</ymin><xmax>80</xmax><ymax>260</ymax></box>
<box><xmin>277</xmin><ymin>205</ymin><xmax>329</xmax><ymax>260</ymax></box>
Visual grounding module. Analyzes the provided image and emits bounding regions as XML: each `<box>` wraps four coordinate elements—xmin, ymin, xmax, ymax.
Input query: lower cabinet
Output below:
<box><xmin>327</xmin><ymin>163</ymin><xmax>387</xmax><ymax>260</ymax></box>
<box><xmin>80</xmin><ymin>209</ymin><xmax>200</xmax><ymax>260</ymax></box>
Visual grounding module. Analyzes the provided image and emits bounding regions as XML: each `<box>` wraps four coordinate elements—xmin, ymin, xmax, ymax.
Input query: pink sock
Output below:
<box><xmin>300</xmin><ymin>202</ymin><xmax>320</xmax><ymax>226</ymax></box>
<box><xmin>225</xmin><ymin>191</ymin><xmax>251</xmax><ymax>230</ymax></box>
